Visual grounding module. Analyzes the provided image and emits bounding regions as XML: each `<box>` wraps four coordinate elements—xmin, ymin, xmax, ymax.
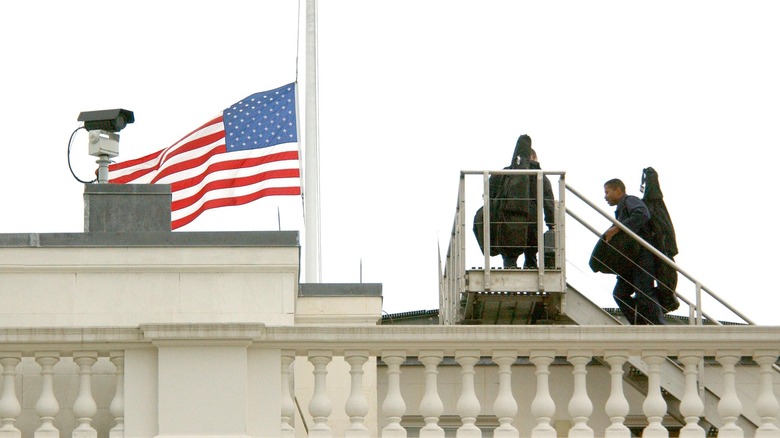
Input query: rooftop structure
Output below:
<box><xmin>0</xmin><ymin>180</ymin><xmax>777</xmax><ymax>438</ymax></box>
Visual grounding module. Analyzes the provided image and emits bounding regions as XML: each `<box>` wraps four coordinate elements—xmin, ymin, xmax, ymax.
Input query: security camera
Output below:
<box><xmin>77</xmin><ymin>108</ymin><xmax>135</xmax><ymax>132</ymax></box>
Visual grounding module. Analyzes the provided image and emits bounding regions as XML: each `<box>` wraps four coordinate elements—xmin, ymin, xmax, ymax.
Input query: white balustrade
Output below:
<box><xmin>717</xmin><ymin>350</ymin><xmax>744</xmax><ymax>438</ymax></box>
<box><xmin>491</xmin><ymin>350</ymin><xmax>519</xmax><ymax>438</ymax></box>
<box><xmin>280</xmin><ymin>350</ymin><xmax>296</xmax><ymax>437</ymax></box>
<box><xmin>72</xmin><ymin>351</ymin><xmax>98</xmax><ymax>438</ymax></box>
<box><xmin>567</xmin><ymin>351</ymin><xmax>594</xmax><ymax>438</ymax></box>
<box><xmin>344</xmin><ymin>350</ymin><xmax>370</xmax><ymax>438</ymax></box>
<box><xmin>455</xmin><ymin>350</ymin><xmax>481</xmax><ymax>438</ymax></box>
<box><xmin>308</xmin><ymin>350</ymin><xmax>334</xmax><ymax>438</ymax></box>
<box><xmin>603</xmin><ymin>350</ymin><xmax>630</xmax><ymax>438</ymax></box>
<box><xmin>381</xmin><ymin>351</ymin><xmax>407</xmax><ymax>438</ymax></box>
<box><xmin>0</xmin><ymin>325</ymin><xmax>778</xmax><ymax>438</ymax></box>
<box><xmin>753</xmin><ymin>350</ymin><xmax>780</xmax><ymax>438</ymax></box>
<box><xmin>109</xmin><ymin>351</ymin><xmax>125</xmax><ymax>438</ymax></box>
<box><xmin>530</xmin><ymin>350</ymin><xmax>556</xmax><ymax>438</ymax></box>
<box><xmin>0</xmin><ymin>353</ymin><xmax>21</xmax><ymax>438</ymax></box>
<box><xmin>678</xmin><ymin>350</ymin><xmax>705</xmax><ymax>438</ymax></box>
<box><xmin>418</xmin><ymin>350</ymin><xmax>444</xmax><ymax>438</ymax></box>
<box><xmin>642</xmin><ymin>351</ymin><xmax>669</xmax><ymax>438</ymax></box>
<box><xmin>34</xmin><ymin>352</ymin><xmax>60</xmax><ymax>438</ymax></box>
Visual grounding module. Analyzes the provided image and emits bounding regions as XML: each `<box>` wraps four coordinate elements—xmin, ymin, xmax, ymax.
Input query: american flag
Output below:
<box><xmin>108</xmin><ymin>83</ymin><xmax>301</xmax><ymax>230</ymax></box>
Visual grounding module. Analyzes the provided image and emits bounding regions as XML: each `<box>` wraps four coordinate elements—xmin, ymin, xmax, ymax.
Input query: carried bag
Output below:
<box><xmin>473</xmin><ymin>206</ymin><xmax>500</xmax><ymax>256</ymax></box>
<box><xmin>589</xmin><ymin>231</ymin><xmax>640</xmax><ymax>279</ymax></box>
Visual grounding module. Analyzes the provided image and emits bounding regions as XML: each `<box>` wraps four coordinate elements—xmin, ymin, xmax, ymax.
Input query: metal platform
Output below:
<box><xmin>465</xmin><ymin>267</ymin><xmax>566</xmax><ymax>293</ymax></box>
<box><xmin>461</xmin><ymin>289</ymin><xmax>573</xmax><ymax>325</ymax></box>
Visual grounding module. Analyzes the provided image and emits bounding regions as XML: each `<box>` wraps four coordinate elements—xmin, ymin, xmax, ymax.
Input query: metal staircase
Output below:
<box><xmin>440</xmin><ymin>169</ymin><xmax>770</xmax><ymax>435</ymax></box>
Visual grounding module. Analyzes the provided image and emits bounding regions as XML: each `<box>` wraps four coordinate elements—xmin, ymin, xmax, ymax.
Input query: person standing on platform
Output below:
<box><xmin>523</xmin><ymin>149</ymin><xmax>555</xmax><ymax>269</ymax></box>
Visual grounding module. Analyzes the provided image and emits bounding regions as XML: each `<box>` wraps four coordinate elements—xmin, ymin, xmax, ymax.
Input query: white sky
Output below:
<box><xmin>1</xmin><ymin>1</ymin><xmax>779</xmax><ymax>324</ymax></box>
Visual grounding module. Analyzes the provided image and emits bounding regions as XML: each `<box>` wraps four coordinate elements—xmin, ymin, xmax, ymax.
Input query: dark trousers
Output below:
<box><xmin>613</xmin><ymin>249</ymin><xmax>664</xmax><ymax>325</ymax></box>
<box><xmin>523</xmin><ymin>225</ymin><xmax>540</xmax><ymax>268</ymax></box>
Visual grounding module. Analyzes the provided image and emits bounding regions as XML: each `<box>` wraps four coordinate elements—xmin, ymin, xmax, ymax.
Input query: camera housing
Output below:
<box><xmin>77</xmin><ymin>108</ymin><xmax>135</xmax><ymax>132</ymax></box>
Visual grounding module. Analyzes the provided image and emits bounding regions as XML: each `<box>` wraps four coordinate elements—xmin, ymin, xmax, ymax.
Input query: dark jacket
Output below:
<box><xmin>614</xmin><ymin>194</ymin><xmax>651</xmax><ymax>239</ymax></box>
<box><xmin>642</xmin><ymin>167</ymin><xmax>680</xmax><ymax>312</ymax></box>
<box><xmin>474</xmin><ymin>158</ymin><xmax>532</xmax><ymax>257</ymax></box>
<box><xmin>642</xmin><ymin>167</ymin><xmax>678</xmax><ymax>257</ymax></box>
<box><xmin>528</xmin><ymin>160</ymin><xmax>555</xmax><ymax>228</ymax></box>
<box><xmin>589</xmin><ymin>194</ymin><xmax>650</xmax><ymax>277</ymax></box>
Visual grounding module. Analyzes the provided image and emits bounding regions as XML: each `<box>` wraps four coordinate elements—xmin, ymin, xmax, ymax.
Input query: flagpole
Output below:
<box><xmin>304</xmin><ymin>0</ymin><xmax>322</xmax><ymax>283</ymax></box>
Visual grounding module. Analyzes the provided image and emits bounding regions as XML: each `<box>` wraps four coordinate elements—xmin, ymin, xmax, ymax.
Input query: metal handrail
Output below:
<box><xmin>441</xmin><ymin>168</ymin><xmax>755</xmax><ymax>327</ymax></box>
<box><xmin>564</xmin><ymin>207</ymin><xmax>721</xmax><ymax>325</ymax></box>
<box><xmin>441</xmin><ymin>169</ymin><xmax>566</xmax><ymax>324</ymax></box>
<box><xmin>565</xmin><ymin>183</ymin><xmax>755</xmax><ymax>325</ymax></box>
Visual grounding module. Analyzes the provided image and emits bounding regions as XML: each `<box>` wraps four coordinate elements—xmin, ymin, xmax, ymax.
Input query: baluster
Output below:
<box><xmin>530</xmin><ymin>350</ymin><xmax>556</xmax><ymax>438</ymax></box>
<box><xmin>34</xmin><ymin>352</ymin><xmax>60</xmax><ymax>438</ymax></box>
<box><xmin>455</xmin><ymin>350</ymin><xmax>481</xmax><ymax>437</ymax></box>
<box><xmin>641</xmin><ymin>351</ymin><xmax>668</xmax><ymax>438</ymax></box>
<box><xmin>677</xmin><ymin>351</ymin><xmax>705</xmax><ymax>438</ymax></box>
<box><xmin>281</xmin><ymin>350</ymin><xmax>296</xmax><ymax>437</ymax></box>
<box><xmin>567</xmin><ymin>351</ymin><xmax>593</xmax><ymax>438</ymax></box>
<box><xmin>492</xmin><ymin>350</ymin><xmax>518</xmax><ymax>438</ymax></box>
<box><xmin>603</xmin><ymin>350</ymin><xmax>630</xmax><ymax>438</ymax></box>
<box><xmin>418</xmin><ymin>350</ymin><xmax>444</xmax><ymax>438</ymax></box>
<box><xmin>381</xmin><ymin>350</ymin><xmax>407</xmax><ymax>438</ymax></box>
<box><xmin>72</xmin><ymin>351</ymin><xmax>98</xmax><ymax>438</ymax></box>
<box><xmin>716</xmin><ymin>350</ymin><xmax>743</xmax><ymax>438</ymax></box>
<box><xmin>754</xmin><ymin>350</ymin><xmax>780</xmax><ymax>437</ymax></box>
<box><xmin>0</xmin><ymin>353</ymin><xmax>22</xmax><ymax>438</ymax></box>
<box><xmin>109</xmin><ymin>351</ymin><xmax>125</xmax><ymax>438</ymax></box>
<box><xmin>345</xmin><ymin>350</ymin><xmax>370</xmax><ymax>438</ymax></box>
<box><xmin>307</xmin><ymin>350</ymin><xmax>333</xmax><ymax>438</ymax></box>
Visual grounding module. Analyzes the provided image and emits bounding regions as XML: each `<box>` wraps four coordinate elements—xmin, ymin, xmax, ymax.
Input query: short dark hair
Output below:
<box><xmin>604</xmin><ymin>178</ymin><xmax>625</xmax><ymax>192</ymax></box>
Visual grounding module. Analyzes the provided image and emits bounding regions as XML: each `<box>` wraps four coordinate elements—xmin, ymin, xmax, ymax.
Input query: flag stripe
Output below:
<box><xmin>172</xmin><ymin>176</ymin><xmax>300</xmax><ymax>223</ymax></box>
<box><xmin>110</xmin><ymin>120</ymin><xmax>226</xmax><ymax>184</ymax></box>
<box><xmin>108</xmin><ymin>83</ymin><xmax>300</xmax><ymax>230</ymax></box>
<box><xmin>110</xmin><ymin>116</ymin><xmax>224</xmax><ymax>173</ymax></box>
<box><xmin>171</xmin><ymin>149</ymin><xmax>299</xmax><ymax>193</ymax></box>
<box><xmin>173</xmin><ymin>167</ymin><xmax>300</xmax><ymax>210</ymax></box>
<box><xmin>172</xmin><ymin>186</ymin><xmax>300</xmax><ymax>230</ymax></box>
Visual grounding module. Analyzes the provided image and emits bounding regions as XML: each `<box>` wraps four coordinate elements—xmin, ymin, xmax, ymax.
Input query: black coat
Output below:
<box><xmin>642</xmin><ymin>167</ymin><xmax>680</xmax><ymax>312</ymax></box>
<box><xmin>474</xmin><ymin>159</ymin><xmax>532</xmax><ymax>256</ymax></box>
<box><xmin>528</xmin><ymin>160</ymin><xmax>555</xmax><ymax>228</ymax></box>
<box><xmin>642</xmin><ymin>167</ymin><xmax>678</xmax><ymax>257</ymax></box>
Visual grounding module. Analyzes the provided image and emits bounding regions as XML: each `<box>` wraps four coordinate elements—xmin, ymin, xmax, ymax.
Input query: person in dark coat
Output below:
<box><xmin>641</xmin><ymin>167</ymin><xmax>680</xmax><ymax>313</ymax></box>
<box><xmin>604</xmin><ymin>178</ymin><xmax>664</xmax><ymax>325</ymax></box>
<box><xmin>489</xmin><ymin>135</ymin><xmax>533</xmax><ymax>268</ymax></box>
<box><xmin>523</xmin><ymin>149</ymin><xmax>555</xmax><ymax>269</ymax></box>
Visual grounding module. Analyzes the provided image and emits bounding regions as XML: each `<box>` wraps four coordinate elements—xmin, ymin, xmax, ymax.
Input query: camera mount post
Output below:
<box><xmin>88</xmin><ymin>130</ymin><xmax>119</xmax><ymax>183</ymax></box>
